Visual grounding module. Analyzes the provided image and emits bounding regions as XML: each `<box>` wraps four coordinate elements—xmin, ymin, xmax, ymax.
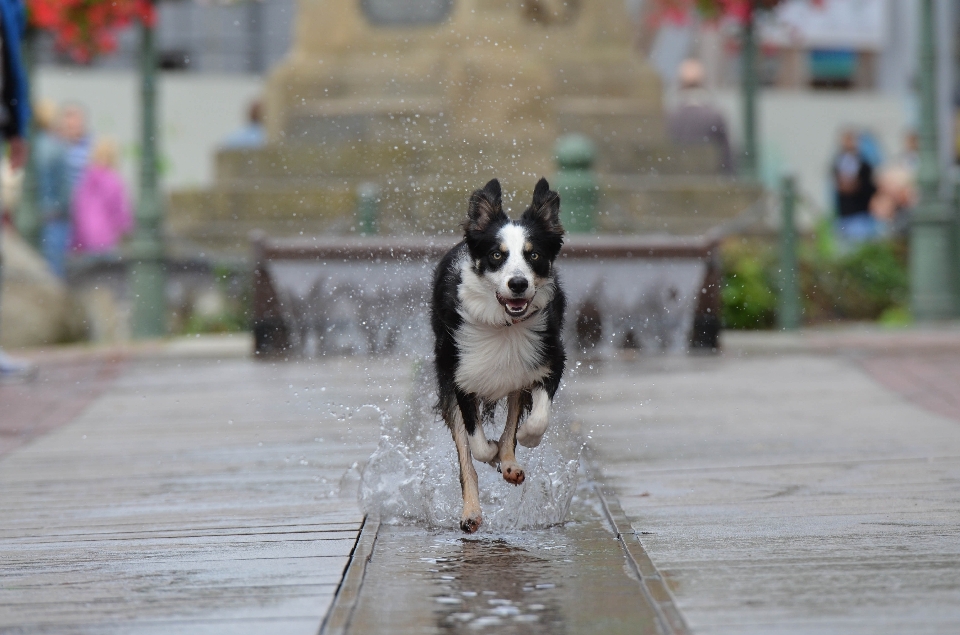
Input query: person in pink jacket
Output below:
<box><xmin>72</xmin><ymin>138</ymin><xmax>133</xmax><ymax>253</ymax></box>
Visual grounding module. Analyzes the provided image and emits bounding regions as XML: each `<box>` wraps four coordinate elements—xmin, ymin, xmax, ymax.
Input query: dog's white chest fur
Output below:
<box><xmin>451</xmin><ymin>250</ymin><xmax>553</xmax><ymax>402</ymax></box>
<box><xmin>454</xmin><ymin>318</ymin><xmax>549</xmax><ymax>401</ymax></box>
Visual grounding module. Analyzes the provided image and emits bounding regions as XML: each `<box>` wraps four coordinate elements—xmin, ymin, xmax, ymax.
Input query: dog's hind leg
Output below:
<box><xmin>498</xmin><ymin>390</ymin><xmax>528</xmax><ymax>485</ymax></box>
<box><xmin>448</xmin><ymin>407</ymin><xmax>483</xmax><ymax>533</ymax></box>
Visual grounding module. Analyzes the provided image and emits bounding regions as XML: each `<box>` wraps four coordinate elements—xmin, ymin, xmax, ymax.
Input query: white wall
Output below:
<box><xmin>711</xmin><ymin>89</ymin><xmax>910</xmax><ymax>224</ymax></box>
<box><xmin>35</xmin><ymin>69</ymin><xmax>264</xmax><ymax>193</ymax></box>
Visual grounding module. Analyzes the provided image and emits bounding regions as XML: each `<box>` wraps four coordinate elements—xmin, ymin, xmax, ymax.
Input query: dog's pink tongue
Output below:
<box><xmin>506</xmin><ymin>299</ymin><xmax>527</xmax><ymax>311</ymax></box>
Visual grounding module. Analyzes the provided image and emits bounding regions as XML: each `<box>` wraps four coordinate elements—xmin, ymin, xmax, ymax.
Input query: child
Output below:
<box><xmin>71</xmin><ymin>138</ymin><xmax>133</xmax><ymax>254</ymax></box>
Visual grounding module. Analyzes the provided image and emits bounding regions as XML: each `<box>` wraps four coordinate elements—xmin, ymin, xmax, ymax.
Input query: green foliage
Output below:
<box><xmin>720</xmin><ymin>239</ymin><xmax>778</xmax><ymax>329</ymax></box>
<box><xmin>878</xmin><ymin>305</ymin><xmax>913</xmax><ymax>328</ymax></box>
<box><xmin>808</xmin><ymin>241</ymin><xmax>909</xmax><ymax>320</ymax></box>
<box><xmin>720</xmin><ymin>234</ymin><xmax>910</xmax><ymax>329</ymax></box>
<box><xmin>174</xmin><ymin>264</ymin><xmax>251</xmax><ymax>336</ymax></box>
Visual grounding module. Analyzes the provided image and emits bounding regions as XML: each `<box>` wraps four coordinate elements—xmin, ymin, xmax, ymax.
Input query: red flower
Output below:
<box><xmin>27</xmin><ymin>0</ymin><xmax>157</xmax><ymax>62</ymax></box>
<box><xmin>648</xmin><ymin>0</ymin><xmax>825</xmax><ymax>25</ymax></box>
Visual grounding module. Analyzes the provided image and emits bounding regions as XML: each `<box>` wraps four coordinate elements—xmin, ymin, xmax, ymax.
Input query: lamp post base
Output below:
<box><xmin>910</xmin><ymin>213</ymin><xmax>957</xmax><ymax>320</ymax></box>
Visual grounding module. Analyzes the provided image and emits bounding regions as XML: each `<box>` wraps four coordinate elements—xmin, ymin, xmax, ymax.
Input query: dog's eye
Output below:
<box><xmin>529</xmin><ymin>252</ymin><xmax>540</xmax><ymax>261</ymax></box>
<box><xmin>491</xmin><ymin>251</ymin><xmax>502</xmax><ymax>260</ymax></box>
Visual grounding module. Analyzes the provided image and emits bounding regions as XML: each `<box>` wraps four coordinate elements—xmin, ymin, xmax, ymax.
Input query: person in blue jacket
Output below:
<box><xmin>0</xmin><ymin>0</ymin><xmax>35</xmax><ymax>382</ymax></box>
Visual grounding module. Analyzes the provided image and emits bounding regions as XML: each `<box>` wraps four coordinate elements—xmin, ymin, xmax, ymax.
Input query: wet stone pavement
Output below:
<box><xmin>2</xmin><ymin>335</ymin><xmax>960</xmax><ymax>633</ymax></box>
<box><xmin>0</xmin><ymin>346</ymin><xmax>399</xmax><ymax>634</ymax></box>
<box><xmin>345</xmin><ymin>492</ymin><xmax>663</xmax><ymax>635</ymax></box>
<box><xmin>574</xmin><ymin>350</ymin><xmax>960</xmax><ymax>634</ymax></box>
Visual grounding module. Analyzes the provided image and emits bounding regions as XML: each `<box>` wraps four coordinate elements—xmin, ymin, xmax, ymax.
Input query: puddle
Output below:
<box><xmin>346</xmin><ymin>490</ymin><xmax>662</xmax><ymax>635</ymax></box>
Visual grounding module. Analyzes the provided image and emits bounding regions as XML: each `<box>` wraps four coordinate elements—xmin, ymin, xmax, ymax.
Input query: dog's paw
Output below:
<box><xmin>471</xmin><ymin>440</ymin><xmax>499</xmax><ymax>463</ymax></box>
<box><xmin>500</xmin><ymin>460</ymin><xmax>525</xmax><ymax>485</ymax></box>
<box><xmin>460</xmin><ymin>511</ymin><xmax>482</xmax><ymax>533</ymax></box>
<box><xmin>518</xmin><ymin>408</ymin><xmax>549</xmax><ymax>448</ymax></box>
<box><xmin>516</xmin><ymin>428</ymin><xmax>544</xmax><ymax>448</ymax></box>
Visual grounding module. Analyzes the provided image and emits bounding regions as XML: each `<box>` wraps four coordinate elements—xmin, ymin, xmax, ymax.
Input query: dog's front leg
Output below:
<box><xmin>517</xmin><ymin>386</ymin><xmax>551</xmax><ymax>448</ymax></box>
<box><xmin>497</xmin><ymin>391</ymin><xmax>526</xmax><ymax>485</ymax></box>
<box><xmin>448</xmin><ymin>406</ymin><xmax>482</xmax><ymax>533</ymax></box>
<box><xmin>456</xmin><ymin>390</ymin><xmax>498</xmax><ymax>464</ymax></box>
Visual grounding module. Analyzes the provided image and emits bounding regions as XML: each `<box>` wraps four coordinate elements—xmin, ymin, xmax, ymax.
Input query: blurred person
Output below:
<box><xmin>896</xmin><ymin>130</ymin><xmax>920</xmax><ymax>175</ymax></box>
<box><xmin>856</xmin><ymin>129</ymin><xmax>883</xmax><ymax>169</ymax></box>
<box><xmin>34</xmin><ymin>99</ymin><xmax>71</xmax><ymax>277</ymax></box>
<box><xmin>870</xmin><ymin>131</ymin><xmax>920</xmax><ymax>237</ymax></box>
<box><xmin>832</xmin><ymin>129</ymin><xmax>878</xmax><ymax>241</ymax></box>
<box><xmin>0</xmin><ymin>0</ymin><xmax>35</xmax><ymax>382</ymax></box>
<box><xmin>667</xmin><ymin>59</ymin><xmax>733</xmax><ymax>174</ymax></box>
<box><xmin>0</xmin><ymin>151</ymin><xmax>23</xmax><ymax>220</ymax></box>
<box><xmin>869</xmin><ymin>165</ymin><xmax>914</xmax><ymax>237</ymax></box>
<box><xmin>59</xmin><ymin>103</ymin><xmax>92</xmax><ymax>197</ymax></box>
<box><xmin>71</xmin><ymin>138</ymin><xmax>132</xmax><ymax>254</ymax></box>
<box><xmin>222</xmin><ymin>100</ymin><xmax>266</xmax><ymax>149</ymax></box>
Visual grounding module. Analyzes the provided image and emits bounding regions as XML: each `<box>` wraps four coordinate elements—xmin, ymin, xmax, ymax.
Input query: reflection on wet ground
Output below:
<box><xmin>347</xmin><ymin>489</ymin><xmax>662</xmax><ymax>635</ymax></box>
<box><xmin>429</xmin><ymin>536</ymin><xmax>566</xmax><ymax>633</ymax></box>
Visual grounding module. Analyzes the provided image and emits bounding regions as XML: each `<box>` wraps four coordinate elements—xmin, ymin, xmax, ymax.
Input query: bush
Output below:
<box><xmin>720</xmin><ymin>234</ymin><xmax>909</xmax><ymax>329</ymax></box>
<box><xmin>720</xmin><ymin>239</ymin><xmax>778</xmax><ymax>329</ymax></box>
<box><xmin>173</xmin><ymin>264</ymin><xmax>251</xmax><ymax>336</ymax></box>
<box><xmin>807</xmin><ymin>240</ymin><xmax>908</xmax><ymax>320</ymax></box>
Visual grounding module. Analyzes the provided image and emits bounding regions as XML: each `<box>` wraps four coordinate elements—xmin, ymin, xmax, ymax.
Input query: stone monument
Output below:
<box><xmin>169</xmin><ymin>0</ymin><xmax>759</xmax><ymax>251</ymax></box>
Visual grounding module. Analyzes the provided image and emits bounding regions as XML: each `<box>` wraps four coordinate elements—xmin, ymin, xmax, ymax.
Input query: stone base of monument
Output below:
<box><xmin>250</xmin><ymin>233</ymin><xmax>723</xmax><ymax>359</ymax></box>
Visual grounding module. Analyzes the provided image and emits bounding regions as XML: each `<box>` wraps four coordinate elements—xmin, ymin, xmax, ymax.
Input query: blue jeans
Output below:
<box><xmin>41</xmin><ymin>219</ymin><xmax>72</xmax><ymax>278</ymax></box>
<box><xmin>836</xmin><ymin>213</ymin><xmax>884</xmax><ymax>243</ymax></box>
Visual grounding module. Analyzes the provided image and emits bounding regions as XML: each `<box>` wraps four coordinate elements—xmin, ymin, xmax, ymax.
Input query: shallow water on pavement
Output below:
<box><xmin>347</xmin><ymin>489</ymin><xmax>662</xmax><ymax>635</ymax></box>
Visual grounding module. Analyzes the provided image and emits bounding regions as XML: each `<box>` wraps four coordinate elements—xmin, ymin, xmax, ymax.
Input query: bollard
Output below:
<box><xmin>357</xmin><ymin>182</ymin><xmax>380</xmax><ymax>236</ymax></box>
<box><xmin>554</xmin><ymin>134</ymin><xmax>597</xmax><ymax>233</ymax></box>
<box><xmin>777</xmin><ymin>175</ymin><xmax>801</xmax><ymax>330</ymax></box>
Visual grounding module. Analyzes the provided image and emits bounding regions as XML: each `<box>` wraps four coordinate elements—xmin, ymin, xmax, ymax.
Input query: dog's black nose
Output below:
<box><xmin>508</xmin><ymin>277</ymin><xmax>529</xmax><ymax>294</ymax></box>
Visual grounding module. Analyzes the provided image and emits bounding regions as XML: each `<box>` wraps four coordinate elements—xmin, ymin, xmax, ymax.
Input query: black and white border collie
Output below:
<box><xmin>431</xmin><ymin>177</ymin><xmax>566</xmax><ymax>533</ymax></box>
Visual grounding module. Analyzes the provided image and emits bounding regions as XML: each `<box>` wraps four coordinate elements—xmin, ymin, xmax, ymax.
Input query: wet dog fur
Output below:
<box><xmin>431</xmin><ymin>178</ymin><xmax>566</xmax><ymax>533</ymax></box>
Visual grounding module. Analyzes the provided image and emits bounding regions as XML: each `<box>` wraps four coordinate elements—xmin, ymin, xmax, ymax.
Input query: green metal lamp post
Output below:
<box><xmin>554</xmin><ymin>134</ymin><xmax>598</xmax><ymax>233</ymax></box>
<box><xmin>777</xmin><ymin>175</ymin><xmax>801</xmax><ymax>330</ymax></box>
<box><xmin>909</xmin><ymin>0</ymin><xmax>956</xmax><ymax>320</ymax></box>
<box><xmin>130</xmin><ymin>7</ymin><xmax>167</xmax><ymax>338</ymax></box>
<box><xmin>739</xmin><ymin>5</ymin><xmax>759</xmax><ymax>181</ymax></box>
<box><xmin>15</xmin><ymin>28</ymin><xmax>41</xmax><ymax>249</ymax></box>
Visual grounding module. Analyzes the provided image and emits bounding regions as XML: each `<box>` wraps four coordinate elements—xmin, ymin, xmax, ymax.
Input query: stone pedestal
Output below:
<box><xmin>267</xmin><ymin>0</ymin><xmax>663</xmax><ymax>164</ymax></box>
<box><xmin>168</xmin><ymin>0</ymin><xmax>761</xmax><ymax>251</ymax></box>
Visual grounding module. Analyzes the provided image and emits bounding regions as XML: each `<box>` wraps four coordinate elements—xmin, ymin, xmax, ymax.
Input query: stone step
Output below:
<box><xmin>168</xmin><ymin>176</ymin><xmax>762</xmax><ymax>254</ymax></box>
<box><xmin>213</xmin><ymin>140</ymin><xmax>722</xmax><ymax>184</ymax></box>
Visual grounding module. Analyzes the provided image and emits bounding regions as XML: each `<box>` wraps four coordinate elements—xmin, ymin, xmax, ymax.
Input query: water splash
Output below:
<box><xmin>359</xmin><ymin>359</ymin><xmax>583</xmax><ymax>531</ymax></box>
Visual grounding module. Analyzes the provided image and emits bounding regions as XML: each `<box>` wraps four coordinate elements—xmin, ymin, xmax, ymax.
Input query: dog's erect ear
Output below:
<box><xmin>464</xmin><ymin>178</ymin><xmax>506</xmax><ymax>234</ymax></box>
<box><xmin>521</xmin><ymin>177</ymin><xmax>563</xmax><ymax>235</ymax></box>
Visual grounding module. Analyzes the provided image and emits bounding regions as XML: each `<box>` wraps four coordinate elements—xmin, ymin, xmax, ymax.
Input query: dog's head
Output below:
<box><xmin>461</xmin><ymin>178</ymin><xmax>564</xmax><ymax>321</ymax></box>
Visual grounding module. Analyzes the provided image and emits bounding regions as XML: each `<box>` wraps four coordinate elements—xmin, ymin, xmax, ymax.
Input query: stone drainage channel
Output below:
<box><xmin>320</xmin><ymin>480</ymin><xmax>688</xmax><ymax>635</ymax></box>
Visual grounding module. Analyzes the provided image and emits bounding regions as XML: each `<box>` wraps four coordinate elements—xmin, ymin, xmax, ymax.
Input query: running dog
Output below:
<box><xmin>431</xmin><ymin>177</ymin><xmax>566</xmax><ymax>533</ymax></box>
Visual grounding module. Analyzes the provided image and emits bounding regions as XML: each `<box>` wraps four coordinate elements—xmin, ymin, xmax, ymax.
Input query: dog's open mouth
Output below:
<box><xmin>498</xmin><ymin>295</ymin><xmax>530</xmax><ymax>317</ymax></box>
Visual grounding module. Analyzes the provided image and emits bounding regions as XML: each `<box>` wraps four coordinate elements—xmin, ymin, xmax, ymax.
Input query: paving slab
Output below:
<box><xmin>0</xmin><ymin>352</ymin><xmax>410</xmax><ymax>634</ymax></box>
<box><xmin>573</xmin><ymin>354</ymin><xmax>960</xmax><ymax>634</ymax></box>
